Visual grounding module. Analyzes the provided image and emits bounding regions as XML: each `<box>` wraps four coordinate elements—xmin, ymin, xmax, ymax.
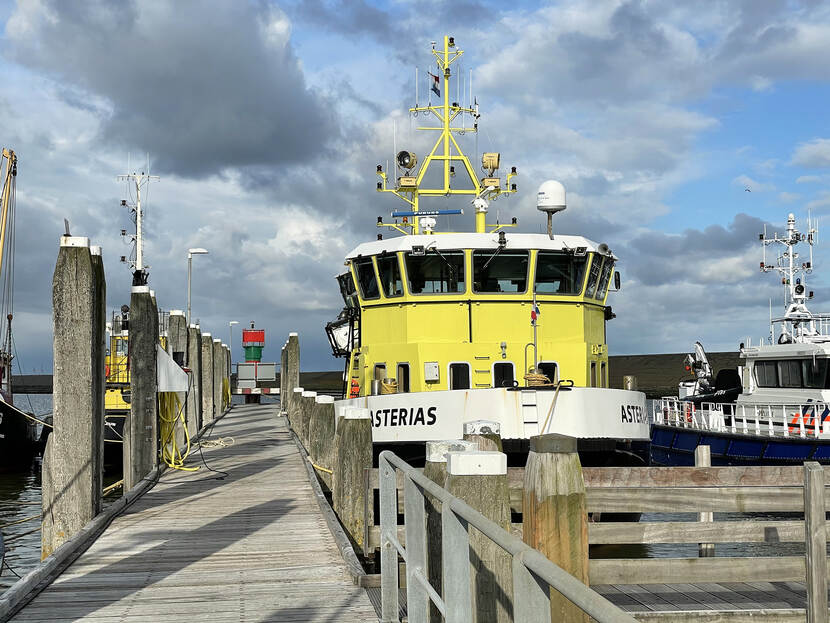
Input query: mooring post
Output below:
<box><xmin>212</xmin><ymin>338</ymin><xmax>223</xmax><ymax>419</ymax></box>
<box><xmin>334</xmin><ymin>407</ymin><xmax>372</xmax><ymax>554</ymax></box>
<box><xmin>223</xmin><ymin>344</ymin><xmax>230</xmax><ymax>409</ymax></box>
<box><xmin>280</xmin><ymin>344</ymin><xmax>287</xmax><ymax>416</ymax></box>
<box><xmin>695</xmin><ymin>445</ymin><xmax>715</xmax><ymax>557</ymax></box>
<box><xmin>331</xmin><ymin>406</ymin><xmax>353</xmax><ymax>514</ymax></box>
<box><xmin>804</xmin><ymin>461</ymin><xmax>827</xmax><ymax>623</ymax></box>
<box><xmin>424</xmin><ymin>440</ymin><xmax>477</xmax><ymax>623</ymax></box>
<box><xmin>187</xmin><ymin>324</ymin><xmax>203</xmax><ymax>433</ymax></box>
<box><xmin>289</xmin><ymin>386</ymin><xmax>304</xmax><ymax>431</ymax></box>
<box><xmin>299</xmin><ymin>390</ymin><xmax>317</xmax><ymax>450</ymax></box>
<box><xmin>463</xmin><ymin>419</ymin><xmax>503</xmax><ymax>452</ymax></box>
<box><xmin>285</xmin><ymin>332</ymin><xmax>300</xmax><ymax>419</ymax></box>
<box><xmin>200</xmin><ymin>332</ymin><xmax>214</xmax><ymax>423</ymax></box>
<box><xmin>523</xmin><ymin>433</ymin><xmax>589</xmax><ymax>623</ymax></box>
<box><xmin>309</xmin><ymin>395</ymin><xmax>336</xmax><ymax>488</ymax></box>
<box><xmin>124</xmin><ymin>284</ymin><xmax>159</xmax><ymax>491</ymax></box>
<box><xmin>89</xmin><ymin>246</ymin><xmax>106</xmax><ymax>506</ymax></box>
<box><xmin>42</xmin><ymin>236</ymin><xmax>105</xmax><ymax>559</ymax></box>
<box><xmin>444</xmin><ymin>450</ymin><xmax>513</xmax><ymax>623</ymax></box>
<box><xmin>167</xmin><ymin>311</ymin><xmax>188</xmax><ymax>447</ymax></box>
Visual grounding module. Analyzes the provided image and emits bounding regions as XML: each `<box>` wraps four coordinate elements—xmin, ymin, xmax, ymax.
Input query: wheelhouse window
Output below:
<box><xmin>595</xmin><ymin>258</ymin><xmax>615</xmax><ymax>300</ymax></box>
<box><xmin>337</xmin><ymin>272</ymin><xmax>359</xmax><ymax>310</ymax></box>
<box><xmin>473</xmin><ymin>250</ymin><xmax>529</xmax><ymax>294</ymax></box>
<box><xmin>535</xmin><ymin>251</ymin><xmax>588</xmax><ymax>295</ymax></box>
<box><xmin>778</xmin><ymin>360</ymin><xmax>803</xmax><ymax>388</ymax></box>
<box><xmin>376</xmin><ymin>254</ymin><xmax>403</xmax><ymax>298</ymax></box>
<box><xmin>396</xmin><ymin>363</ymin><xmax>410</xmax><ymax>393</ymax></box>
<box><xmin>493</xmin><ymin>362</ymin><xmax>515</xmax><ymax>388</ymax></box>
<box><xmin>449</xmin><ymin>362</ymin><xmax>471</xmax><ymax>390</ymax></box>
<box><xmin>537</xmin><ymin>361</ymin><xmax>558</xmax><ymax>384</ymax></box>
<box><xmin>754</xmin><ymin>361</ymin><xmax>778</xmax><ymax>387</ymax></box>
<box><xmin>803</xmin><ymin>359</ymin><xmax>828</xmax><ymax>389</ymax></box>
<box><xmin>354</xmin><ymin>258</ymin><xmax>380</xmax><ymax>300</ymax></box>
<box><xmin>405</xmin><ymin>250</ymin><xmax>466</xmax><ymax>294</ymax></box>
<box><xmin>585</xmin><ymin>255</ymin><xmax>603</xmax><ymax>298</ymax></box>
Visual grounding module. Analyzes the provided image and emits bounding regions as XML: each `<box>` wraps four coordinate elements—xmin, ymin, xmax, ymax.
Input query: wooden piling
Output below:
<box><xmin>212</xmin><ymin>338</ymin><xmax>223</xmax><ymax>418</ymax></box>
<box><xmin>299</xmin><ymin>390</ymin><xmax>317</xmax><ymax>450</ymax></box>
<box><xmin>695</xmin><ymin>445</ymin><xmax>714</xmax><ymax>557</ymax></box>
<box><xmin>186</xmin><ymin>324</ymin><xmax>202</xmax><ymax>434</ymax></box>
<box><xmin>280</xmin><ymin>344</ymin><xmax>287</xmax><ymax>416</ymax></box>
<box><xmin>334</xmin><ymin>407</ymin><xmax>372</xmax><ymax>553</ymax></box>
<box><xmin>89</xmin><ymin>246</ymin><xmax>106</xmax><ymax>510</ymax></box>
<box><xmin>463</xmin><ymin>419</ymin><xmax>503</xmax><ymax>451</ymax></box>
<box><xmin>289</xmin><ymin>386</ymin><xmax>304</xmax><ymax>431</ymax></box>
<box><xmin>200</xmin><ymin>333</ymin><xmax>214</xmax><ymax>423</ymax></box>
<box><xmin>167</xmin><ymin>311</ymin><xmax>187</xmax><ymax>447</ymax></box>
<box><xmin>284</xmin><ymin>332</ymin><xmax>300</xmax><ymax>420</ymax></box>
<box><xmin>308</xmin><ymin>396</ymin><xmax>335</xmax><ymax>488</ymax></box>
<box><xmin>804</xmin><ymin>461</ymin><xmax>827</xmax><ymax>623</ymax></box>
<box><xmin>42</xmin><ymin>236</ymin><xmax>105</xmax><ymax>559</ymax></box>
<box><xmin>522</xmin><ymin>433</ymin><xmax>589</xmax><ymax>623</ymax></box>
<box><xmin>124</xmin><ymin>285</ymin><xmax>158</xmax><ymax>491</ymax></box>
<box><xmin>444</xmin><ymin>450</ymin><xmax>513</xmax><ymax>623</ymax></box>
<box><xmin>331</xmin><ymin>406</ymin><xmax>353</xmax><ymax>514</ymax></box>
<box><xmin>424</xmin><ymin>440</ymin><xmax>477</xmax><ymax>623</ymax></box>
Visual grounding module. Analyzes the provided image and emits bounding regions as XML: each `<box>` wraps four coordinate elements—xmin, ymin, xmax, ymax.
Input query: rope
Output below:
<box><xmin>14</xmin><ymin>409</ymin><xmax>52</xmax><ymax>428</ymax></box>
<box><xmin>311</xmin><ymin>462</ymin><xmax>333</xmax><ymax>475</ymax></box>
<box><xmin>540</xmin><ymin>382</ymin><xmax>563</xmax><ymax>434</ymax></box>
<box><xmin>200</xmin><ymin>437</ymin><xmax>235</xmax><ymax>448</ymax></box>
<box><xmin>380</xmin><ymin>378</ymin><xmax>398</xmax><ymax>394</ymax></box>
<box><xmin>102</xmin><ymin>480</ymin><xmax>123</xmax><ymax>496</ymax></box>
<box><xmin>158</xmin><ymin>390</ymin><xmax>199</xmax><ymax>471</ymax></box>
<box><xmin>524</xmin><ymin>371</ymin><xmax>553</xmax><ymax>386</ymax></box>
<box><xmin>0</xmin><ymin>513</ymin><xmax>39</xmax><ymax>529</ymax></box>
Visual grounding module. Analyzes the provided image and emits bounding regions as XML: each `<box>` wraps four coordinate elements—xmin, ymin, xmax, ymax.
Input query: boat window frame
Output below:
<box><xmin>777</xmin><ymin>359</ymin><xmax>803</xmax><ymax>388</ymax></box>
<box><xmin>595</xmin><ymin>258</ymin><xmax>615</xmax><ymax>300</ymax></box>
<box><xmin>471</xmin><ymin>249</ymin><xmax>530</xmax><ymax>295</ymax></box>
<box><xmin>601</xmin><ymin>361</ymin><xmax>607</xmax><ymax>388</ymax></box>
<box><xmin>404</xmin><ymin>248</ymin><xmax>467</xmax><ymax>296</ymax></box>
<box><xmin>492</xmin><ymin>361</ymin><xmax>516</xmax><ymax>388</ymax></box>
<box><xmin>537</xmin><ymin>361</ymin><xmax>559</xmax><ymax>385</ymax></box>
<box><xmin>448</xmin><ymin>361</ymin><xmax>472</xmax><ymax>390</ymax></box>
<box><xmin>396</xmin><ymin>363</ymin><xmax>411</xmax><ymax>393</ymax></box>
<box><xmin>585</xmin><ymin>254</ymin><xmax>604</xmax><ymax>299</ymax></box>
<box><xmin>353</xmin><ymin>257</ymin><xmax>381</xmax><ymax>301</ymax></box>
<box><xmin>376</xmin><ymin>252</ymin><xmax>404</xmax><ymax>299</ymax></box>
<box><xmin>534</xmin><ymin>250</ymin><xmax>589</xmax><ymax>297</ymax></box>
<box><xmin>590</xmin><ymin>361</ymin><xmax>597</xmax><ymax>387</ymax></box>
<box><xmin>754</xmin><ymin>360</ymin><xmax>779</xmax><ymax>388</ymax></box>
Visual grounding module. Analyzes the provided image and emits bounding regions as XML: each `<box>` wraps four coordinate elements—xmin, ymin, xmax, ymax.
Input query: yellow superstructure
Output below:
<box><xmin>330</xmin><ymin>36</ymin><xmax>619</xmax><ymax>399</ymax></box>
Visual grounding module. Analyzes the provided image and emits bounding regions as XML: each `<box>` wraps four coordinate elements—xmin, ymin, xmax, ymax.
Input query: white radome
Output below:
<box><xmin>537</xmin><ymin>180</ymin><xmax>567</xmax><ymax>214</ymax></box>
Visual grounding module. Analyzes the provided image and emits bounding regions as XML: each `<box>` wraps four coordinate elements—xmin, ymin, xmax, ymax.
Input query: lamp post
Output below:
<box><xmin>186</xmin><ymin>248</ymin><xmax>208</xmax><ymax>326</ymax></box>
<box><xmin>228</xmin><ymin>320</ymin><xmax>239</xmax><ymax>365</ymax></box>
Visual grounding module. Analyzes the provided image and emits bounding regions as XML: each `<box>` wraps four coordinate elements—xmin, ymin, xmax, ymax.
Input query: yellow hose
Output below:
<box><xmin>158</xmin><ymin>392</ymin><xmax>199</xmax><ymax>471</ymax></box>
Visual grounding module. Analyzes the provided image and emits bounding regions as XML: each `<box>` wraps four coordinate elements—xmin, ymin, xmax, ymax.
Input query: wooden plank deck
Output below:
<box><xmin>10</xmin><ymin>404</ymin><xmax>378</xmax><ymax>622</ymax></box>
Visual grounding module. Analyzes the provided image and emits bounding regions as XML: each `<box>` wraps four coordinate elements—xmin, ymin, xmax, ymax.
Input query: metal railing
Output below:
<box><xmin>654</xmin><ymin>397</ymin><xmax>830</xmax><ymax>438</ymax></box>
<box><xmin>378</xmin><ymin>451</ymin><xmax>637</xmax><ymax>623</ymax></box>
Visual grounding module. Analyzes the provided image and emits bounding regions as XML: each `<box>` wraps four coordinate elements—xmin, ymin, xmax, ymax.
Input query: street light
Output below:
<box><xmin>186</xmin><ymin>248</ymin><xmax>208</xmax><ymax>326</ymax></box>
<box><xmin>228</xmin><ymin>320</ymin><xmax>239</xmax><ymax>365</ymax></box>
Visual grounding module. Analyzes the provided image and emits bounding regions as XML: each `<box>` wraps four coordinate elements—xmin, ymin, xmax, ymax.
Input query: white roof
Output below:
<box><xmin>345</xmin><ymin>233</ymin><xmax>610</xmax><ymax>260</ymax></box>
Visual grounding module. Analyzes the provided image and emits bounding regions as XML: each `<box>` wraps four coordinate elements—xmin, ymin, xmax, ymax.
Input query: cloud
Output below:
<box><xmin>792</xmin><ymin>138</ymin><xmax>830</xmax><ymax>168</ymax></box>
<box><xmin>797</xmin><ymin>175</ymin><xmax>823</xmax><ymax>184</ymax></box>
<box><xmin>778</xmin><ymin>191</ymin><xmax>801</xmax><ymax>203</ymax></box>
<box><xmin>4</xmin><ymin>0</ymin><xmax>335</xmax><ymax>178</ymax></box>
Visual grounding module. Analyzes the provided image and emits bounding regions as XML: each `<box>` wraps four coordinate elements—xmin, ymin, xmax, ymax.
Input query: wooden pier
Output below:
<box><xmin>7</xmin><ymin>404</ymin><xmax>377</xmax><ymax>622</ymax></box>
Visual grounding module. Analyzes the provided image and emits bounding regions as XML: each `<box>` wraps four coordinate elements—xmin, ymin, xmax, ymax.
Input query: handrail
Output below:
<box><xmin>379</xmin><ymin>450</ymin><xmax>637</xmax><ymax>623</ymax></box>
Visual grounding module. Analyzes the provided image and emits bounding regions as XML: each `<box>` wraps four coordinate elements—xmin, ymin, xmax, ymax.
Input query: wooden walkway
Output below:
<box><xmin>11</xmin><ymin>404</ymin><xmax>378</xmax><ymax>622</ymax></box>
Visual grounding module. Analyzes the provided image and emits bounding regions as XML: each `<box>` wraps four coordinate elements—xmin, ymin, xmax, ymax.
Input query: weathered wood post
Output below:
<box><xmin>200</xmin><ymin>332</ymin><xmax>214</xmax><ymax>423</ymax></box>
<box><xmin>331</xmin><ymin>405</ymin><xmax>353</xmax><ymax>514</ymax></box>
<box><xmin>695</xmin><ymin>445</ymin><xmax>714</xmax><ymax>557</ymax></box>
<box><xmin>424</xmin><ymin>440</ymin><xmax>477</xmax><ymax>623</ymax></box>
<box><xmin>444</xmin><ymin>450</ymin><xmax>513</xmax><ymax>623</ymax></box>
<box><xmin>463</xmin><ymin>419</ymin><xmax>503</xmax><ymax>451</ymax></box>
<box><xmin>284</xmin><ymin>332</ymin><xmax>300</xmax><ymax>421</ymax></box>
<box><xmin>289</xmin><ymin>386</ymin><xmax>304</xmax><ymax>431</ymax></box>
<box><xmin>309</xmin><ymin>395</ymin><xmax>336</xmax><ymax>488</ymax></box>
<box><xmin>804</xmin><ymin>461</ymin><xmax>827</xmax><ymax>623</ymax></box>
<box><xmin>186</xmin><ymin>323</ymin><xmax>202</xmax><ymax>434</ymax></box>
<box><xmin>280</xmin><ymin>343</ymin><xmax>287</xmax><ymax>416</ymax></box>
<box><xmin>299</xmin><ymin>390</ymin><xmax>317</xmax><ymax>450</ymax></box>
<box><xmin>124</xmin><ymin>284</ymin><xmax>158</xmax><ymax>490</ymax></box>
<box><xmin>334</xmin><ymin>407</ymin><xmax>372</xmax><ymax>553</ymax></box>
<box><xmin>42</xmin><ymin>236</ymin><xmax>105</xmax><ymax>559</ymax></box>
<box><xmin>223</xmin><ymin>344</ymin><xmax>230</xmax><ymax>410</ymax></box>
<box><xmin>167</xmin><ymin>311</ymin><xmax>187</xmax><ymax>447</ymax></box>
<box><xmin>89</xmin><ymin>245</ymin><xmax>106</xmax><ymax>503</ymax></box>
<box><xmin>212</xmin><ymin>338</ymin><xmax>223</xmax><ymax>418</ymax></box>
<box><xmin>523</xmin><ymin>433</ymin><xmax>589</xmax><ymax>623</ymax></box>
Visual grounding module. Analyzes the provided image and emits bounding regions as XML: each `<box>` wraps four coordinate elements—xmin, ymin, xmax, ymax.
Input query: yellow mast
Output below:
<box><xmin>0</xmin><ymin>148</ymin><xmax>16</xmax><ymax>277</ymax></box>
<box><xmin>376</xmin><ymin>36</ymin><xmax>517</xmax><ymax>235</ymax></box>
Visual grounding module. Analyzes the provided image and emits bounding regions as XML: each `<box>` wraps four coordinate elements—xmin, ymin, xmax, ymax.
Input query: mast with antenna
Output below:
<box><xmin>117</xmin><ymin>156</ymin><xmax>159</xmax><ymax>285</ymax></box>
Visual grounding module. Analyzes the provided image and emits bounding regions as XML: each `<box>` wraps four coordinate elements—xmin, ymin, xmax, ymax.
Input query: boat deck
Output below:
<box><xmin>10</xmin><ymin>404</ymin><xmax>377</xmax><ymax>622</ymax></box>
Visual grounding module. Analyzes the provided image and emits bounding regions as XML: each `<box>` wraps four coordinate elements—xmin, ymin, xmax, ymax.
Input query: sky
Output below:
<box><xmin>2</xmin><ymin>0</ymin><xmax>830</xmax><ymax>372</ymax></box>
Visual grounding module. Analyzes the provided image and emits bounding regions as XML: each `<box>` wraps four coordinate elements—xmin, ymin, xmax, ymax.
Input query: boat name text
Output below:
<box><xmin>621</xmin><ymin>404</ymin><xmax>646</xmax><ymax>424</ymax></box>
<box><xmin>372</xmin><ymin>406</ymin><xmax>437</xmax><ymax>427</ymax></box>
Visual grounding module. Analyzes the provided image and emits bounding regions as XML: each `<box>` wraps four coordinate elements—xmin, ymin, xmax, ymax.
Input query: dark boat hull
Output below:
<box><xmin>650</xmin><ymin>423</ymin><xmax>830</xmax><ymax>466</ymax></box>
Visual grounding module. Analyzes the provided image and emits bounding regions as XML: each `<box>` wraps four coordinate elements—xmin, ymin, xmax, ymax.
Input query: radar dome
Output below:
<box><xmin>537</xmin><ymin>180</ymin><xmax>566</xmax><ymax>214</ymax></box>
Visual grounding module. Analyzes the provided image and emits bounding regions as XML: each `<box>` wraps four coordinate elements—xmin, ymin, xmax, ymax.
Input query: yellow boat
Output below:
<box><xmin>326</xmin><ymin>36</ymin><xmax>648</xmax><ymax>465</ymax></box>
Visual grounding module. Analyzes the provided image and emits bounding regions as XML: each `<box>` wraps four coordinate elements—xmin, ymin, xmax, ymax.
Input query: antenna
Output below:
<box><xmin>117</xmin><ymin>162</ymin><xmax>159</xmax><ymax>285</ymax></box>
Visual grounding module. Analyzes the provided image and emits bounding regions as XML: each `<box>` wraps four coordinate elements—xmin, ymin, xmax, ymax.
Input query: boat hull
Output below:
<box><xmin>650</xmin><ymin>423</ymin><xmax>830</xmax><ymax>466</ymax></box>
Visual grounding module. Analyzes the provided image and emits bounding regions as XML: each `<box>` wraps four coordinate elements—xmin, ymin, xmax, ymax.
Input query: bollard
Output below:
<box><xmin>309</xmin><ymin>395</ymin><xmax>336</xmax><ymax>489</ymax></box>
<box><xmin>523</xmin><ymin>433</ymin><xmax>589</xmax><ymax>623</ymax></box>
<box><xmin>289</xmin><ymin>386</ymin><xmax>304</xmax><ymax>430</ymax></box>
<box><xmin>424</xmin><ymin>440</ymin><xmax>477</xmax><ymax>623</ymax></box>
<box><xmin>200</xmin><ymin>333</ymin><xmax>214</xmax><ymax>423</ymax></box>
<box><xmin>125</xmin><ymin>285</ymin><xmax>159</xmax><ymax>491</ymax></box>
<box><xmin>445</xmin><ymin>450</ymin><xmax>513</xmax><ymax>623</ymax></box>
<box><xmin>285</xmin><ymin>332</ymin><xmax>300</xmax><ymax>420</ymax></box>
<box><xmin>212</xmin><ymin>338</ymin><xmax>223</xmax><ymax>419</ymax></box>
<box><xmin>334</xmin><ymin>407</ymin><xmax>372</xmax><ymax>553</ymax></box>
<box><xmin>187</xmin><ymin>324</ymin><xmax>203</xmax><ymax>433</ymax></box>
<box><xmin>463</xmin><ymin>419</ymin><xmax>503</xmax><ymax>452</ymax></box>
<box><xmin>42</xmin><ymin>236</ymin><xmax>105</xmax><ymax>559</ymax></box>
<box><xmin>623</xmin><ymin>375</ymin><xmax>638</xmax><ymax>391</ymax></box>
<box><xmin>695</xmin><ymin>445</ymin><xmax>715</xmax><ymax>557</ymax></box>
<box><xmin>299</xmin><ymin>390</ymin><xmax>317</xmax><ymax>450</ymax></box>
<box><xmin>331</xmin><ymin>406</ymin><xmax>354</xmax><ymax>513</ymax></box>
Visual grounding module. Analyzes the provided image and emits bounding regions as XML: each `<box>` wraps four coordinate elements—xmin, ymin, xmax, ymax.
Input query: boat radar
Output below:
<box><xmin>537</xmin><ymin>180</ymin><xmax>566</xmax><ymax>239</ymax></box>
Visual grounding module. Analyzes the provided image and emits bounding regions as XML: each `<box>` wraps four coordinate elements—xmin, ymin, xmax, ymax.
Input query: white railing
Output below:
<box><xmin>653</xmin><ymin>398</ymin><xmax>830</xmax><ymax>439</ymax></box>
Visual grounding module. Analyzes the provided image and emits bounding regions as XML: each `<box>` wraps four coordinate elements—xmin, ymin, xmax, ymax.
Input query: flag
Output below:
<box><xmin>531</xmin><ymin>303</ymin><xmax>540</xmax><ymax>322</ymax></box>
<box><xmin>429</xmin><ymin>72</ymin><xmax>440</xmax><ymax>97</ymax></box>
